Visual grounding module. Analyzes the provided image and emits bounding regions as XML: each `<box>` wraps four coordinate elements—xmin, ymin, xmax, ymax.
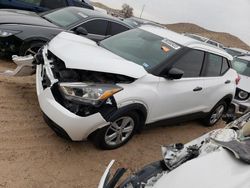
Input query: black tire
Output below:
<box><xmin>19</xmin><ymin>41</ymin><xmax>45</xmax><ymax>56</ymax></box>
<box><xmin>203</xmin><ymin>101</ymin><xmax>227</xmax><ymax>127</ymax></box>
<box><xmin>92</xmin><ymin>111</ymin><xmax>140</xmax><ymax>150</ymax></box>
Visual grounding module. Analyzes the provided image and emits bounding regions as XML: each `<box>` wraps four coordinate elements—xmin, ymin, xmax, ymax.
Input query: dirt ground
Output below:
<box><xmin>0</xmin><ymin>59</ymin><xmax>224</xmax><ymax>188</ymax></box>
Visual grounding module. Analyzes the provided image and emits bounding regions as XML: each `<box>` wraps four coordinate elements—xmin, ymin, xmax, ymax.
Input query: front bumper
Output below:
<box><xmin>231</xmin><ymin>98</ymin><xmax>250</xmax><ymax>116</ymax></box>
<box><xmin>36</xmin><ymin>54</ymin><xmax>109</xmax><ymax>141</ymax></box>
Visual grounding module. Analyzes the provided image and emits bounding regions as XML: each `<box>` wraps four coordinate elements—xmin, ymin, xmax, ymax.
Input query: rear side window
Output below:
<box><xmin>173</xmin><ymin>50</ymin><xmax>205</xmax><ymax>78</ymax></box>
<box><xmin>81</xmin><ymin>19</ymin><xmax>108</xmax><ymax>35</ymax></box>
<box><xmin>40</xmin><ymin>0</ymin><xmax>67</xmax><ymax>9</ymax></box>
<box><xmin>221</xmin><ymin>58</ymin><xmax>230</xmax><ymax>75</ymax></box>
<box><xmin>109</xmin><ymin>22</ymin><xmax>129</xmax><ymax>36</ymax></box>
<box><xmin>203</xmin><ymin>53</ymin><xmax>223</xmax><ymax>77</ymax></box>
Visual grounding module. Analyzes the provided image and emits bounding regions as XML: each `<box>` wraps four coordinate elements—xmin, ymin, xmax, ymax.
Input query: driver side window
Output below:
<box><xmin>173</xmin><ymin>50</ymin><xmax>205</xmax><ymax>78</ymax></box>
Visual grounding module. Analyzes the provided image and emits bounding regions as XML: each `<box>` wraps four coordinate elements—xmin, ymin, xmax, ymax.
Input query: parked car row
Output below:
<box><xmin>1</xmin><ymin>4</ymin><xmax>250</xmax><ymax>187</ymax></box>
<box><xmin>0</xmin><ymin>7</ymin><xmax>133</xmax><ymax>57</ymax></box>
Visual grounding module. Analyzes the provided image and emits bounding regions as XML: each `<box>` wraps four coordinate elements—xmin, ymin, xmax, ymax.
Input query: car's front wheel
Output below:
<box><xmin>20</xmin><ymin>41</ymin><xmax>45</xmax><ymax>56</ymax></box>
<box><xmin>203</xmin><ymin>101</ymin><xmax>227</xmax><ymax>126</ymax></box>
<box><xmin>93</xmin><ymin>112</ymin><xmax>139</xmax><ymax>150</ymax></box>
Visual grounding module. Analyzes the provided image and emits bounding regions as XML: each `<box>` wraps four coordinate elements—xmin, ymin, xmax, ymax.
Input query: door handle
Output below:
<box><xmin>193</xmin><ymin>87</ymin><xmax>203</xmax><ymax>92</ymax></box>
<box><xmin>225</xmin><ymin>80</ymin><xmax>231</xmax><ymax>84</ymax></box>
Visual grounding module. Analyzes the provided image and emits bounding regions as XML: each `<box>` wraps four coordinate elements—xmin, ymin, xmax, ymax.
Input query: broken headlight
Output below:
<box><xmin>0</xmin><ymin>29</ymin><xmax>20</xmax><ymax>37</ymax></box>
<box><xmin>59</xmin><ymin>83</ymin><xmax>123</xmax><ymax>107</ymax></box>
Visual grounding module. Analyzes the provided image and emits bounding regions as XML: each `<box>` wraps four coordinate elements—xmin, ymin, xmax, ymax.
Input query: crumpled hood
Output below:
<box><xmin>154</xmin><ymin>149</ymin><xmax>250</xmax><ymax>188</ymax></box>
<box><xmin>238</xmin><ymin>75</ymin><xmax>250</xmax><ymax>93</ymax></box>
<box><xmin>0</xmin><ymin>9</ymin><xmax>57</xmax><ymax>27</ymax></box>
<box><xmin>48</xmin><ymin>32</ymin><xmax>147</xmax><ymax>78</ymax></box>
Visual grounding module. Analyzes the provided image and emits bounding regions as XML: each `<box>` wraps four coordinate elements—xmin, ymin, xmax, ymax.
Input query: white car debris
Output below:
<box><xmin>99</xmin><ymin>112</ymin><xmax>250</xmax><ymax>188</ymax></box>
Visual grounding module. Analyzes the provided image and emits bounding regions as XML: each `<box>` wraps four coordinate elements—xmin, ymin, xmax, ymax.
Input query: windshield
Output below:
<box><xmin>232</xmin><ymin>57</ymin><xmax>250</xmax><ymax>77</ymax></box>
<box><xmin>42</xmin><ymin>8</ymin><xmax>88</xmax><ymax>27</ymax></box>
<box><xmin>100</xmin><ymin>28</ymin><xmax>181</xmax><ymax>71</ymax></box>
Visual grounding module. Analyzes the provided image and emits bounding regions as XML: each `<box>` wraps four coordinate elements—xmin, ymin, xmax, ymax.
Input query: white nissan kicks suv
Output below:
<box><xmin>4</xmin><ymin>25</ymin><xmax>238</xmax><ymax>149</ymax></box>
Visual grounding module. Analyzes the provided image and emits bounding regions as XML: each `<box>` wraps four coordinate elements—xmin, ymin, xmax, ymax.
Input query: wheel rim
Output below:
<box><xmin>105</xmin><ymin>116</ymin><xmax>135</xmax><ymax>146</ymax></box>
<box><xmin>24</xmin><ymin>46</ymin><xmax>41</xmax><ymax>56</ymax></box>
<box><xmin>209</xmin><ymin>105</ymin><xmax>225</xmax><ymax>125</ymax></box>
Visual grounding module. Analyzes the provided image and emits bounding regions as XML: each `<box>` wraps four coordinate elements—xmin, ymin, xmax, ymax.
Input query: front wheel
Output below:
<box><xmin>92</xmin><ymin>112</ymin><xmax>139</xmax><ymax>150</ymax></box>
<box><xmin>19</xmin><ymin>41</ymin><xmax>45</xmax><ymax>56</ymax></box>
<box><xmin>203</xmin><ymin>101</ymin><xmax>227</xmax><ymax>126</ymax></box>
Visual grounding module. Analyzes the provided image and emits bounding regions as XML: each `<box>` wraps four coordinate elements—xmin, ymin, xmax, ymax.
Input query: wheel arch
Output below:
<box><xmin>19</xmin><ymin>37</ymin><xmax>49</xmax><ymax>55</ymax></box>
<box><xmin>220</xmin><ymin>94</ymin><xmax>233</xmax><ymax>110</ymax></box>
<box><xmin>108</xmin><ymin>103</ymin><xmax>148</xmax><ymax>131</ymax></box>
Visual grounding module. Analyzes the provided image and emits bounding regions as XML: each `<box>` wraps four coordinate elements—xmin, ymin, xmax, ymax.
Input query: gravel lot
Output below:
<box><xmin>0</xmin><ymin>59</ymin><xmax>224</xmax><ymax>188</ymax></box>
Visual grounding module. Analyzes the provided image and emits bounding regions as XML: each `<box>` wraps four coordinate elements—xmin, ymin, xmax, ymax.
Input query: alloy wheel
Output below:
<box><xmin>209</xmin><ymin>105</ymin><xmax>225</xmax><ymax>125</ymax></box>
<box><xmin>105</xmin><ymin>116</ymin><xmax>135</xmax><ymax>146</ymax></box>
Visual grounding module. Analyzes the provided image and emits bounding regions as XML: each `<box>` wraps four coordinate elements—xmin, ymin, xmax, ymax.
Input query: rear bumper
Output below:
<box><xmin>36</xmin><ymin>65</ymin><xmax>110</xmax><ymax>141</ymax></box>
<box><xmin>231</xmin><ymin>99</ymin><xmax>250</xmax><ymax>115</ymax></box>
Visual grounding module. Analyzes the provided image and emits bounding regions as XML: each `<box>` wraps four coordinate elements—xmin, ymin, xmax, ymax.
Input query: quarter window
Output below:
<box><xmin>173</xmin><ymin>50</ymin><xmax>205</xmax><ymax>78</ymax></box>
<box><xmin>81</xmin><ymin>20</ymin><xmax>108</xmax><ymax>35</ymax></box>
<box><xmin>203</xmin><ymin>53</ymin><xmax>223</xmax><ymax>77</ymax></box>
<box><xmin>221</xmin><ymin>58</ymin><xmax>230</xmax><ymax>75</ymax></box>
<box><xmin>109</xmin><ymin>22</ymin><xmax>129</xmax><ymax>36</ymax></box>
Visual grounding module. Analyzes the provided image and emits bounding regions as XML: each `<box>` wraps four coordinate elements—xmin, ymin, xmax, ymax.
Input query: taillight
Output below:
<box><xmin>235</xmin><ymin>74</ymin><xmax>241</xmax><ymax>85</ymax></box>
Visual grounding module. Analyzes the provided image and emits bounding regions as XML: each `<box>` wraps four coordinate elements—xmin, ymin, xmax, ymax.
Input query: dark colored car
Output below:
<box><xmin>0</xmin><ymin>7</ymin><xmax>133</xmax><ymax>57</ymax></box>
<box><xmin>0</xmin><ymin>0</ymin><xmax>94</xmax><ymax>12</ymax></box>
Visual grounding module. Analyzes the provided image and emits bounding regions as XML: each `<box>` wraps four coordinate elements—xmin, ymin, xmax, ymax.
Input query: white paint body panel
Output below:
<box><xmin>153</xmin><ymin>149</ymin><xmax>250</xmax><ymax>188</ymax></box>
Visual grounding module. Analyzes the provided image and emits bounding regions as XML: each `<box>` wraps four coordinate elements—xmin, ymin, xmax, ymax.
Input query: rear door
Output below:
<box><xmin>201</xmin><ymin>53</ymin><xmax>235</xmax><ymax>111</ymax></box>
<box><xmin>154</xmin><ymin>49</ymin><xmax>207</xmax><ymax>121</ymax></box>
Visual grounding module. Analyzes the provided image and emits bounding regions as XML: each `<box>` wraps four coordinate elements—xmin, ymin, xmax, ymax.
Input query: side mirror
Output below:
<box><xmin>75</xmin><ymin>27</ymin><xmax>88</xmax><ymax>36</ymax></box>
<box><xmin>164</xmin><ymin>67</ymin><xmax>184</xmax><ymax>80</ymax></box>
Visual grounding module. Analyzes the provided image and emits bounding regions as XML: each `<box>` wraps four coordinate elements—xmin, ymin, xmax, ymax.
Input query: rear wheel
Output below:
<box><xmin>203</xmin><ymin>101</ymin><xmax>227</xmax><ymax>126</ymax></box>
<box><xmin>92</xmin><ymin>112</ymin><xmax>139</xmax><ymax>150</ymax></box>
<box><xmin>20</xmin><ymin>41</ymin><xmax>45</xmax><ymax>56</ymax></box>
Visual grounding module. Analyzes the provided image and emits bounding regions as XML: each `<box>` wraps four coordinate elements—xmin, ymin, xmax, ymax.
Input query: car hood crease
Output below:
<box><xmin>48</xmin><ymin>32</ymin><xmax>147</xmax><ymax>79</ymax></box>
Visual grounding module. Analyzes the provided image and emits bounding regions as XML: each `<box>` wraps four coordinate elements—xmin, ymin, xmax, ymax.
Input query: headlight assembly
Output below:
<box><xmin>236</xmin><ymin>88</ymin><xmax>249</xmax><ymax>100</ymax></box>
<box><xmin>59</xmin><ymin>83</ymin><xmax>123</xmax><ymax>106</ymax></box>
<box><xmin>0</xmin><ymin>29</ymin><xmax>21</xmax><ymax>37</ymax></box>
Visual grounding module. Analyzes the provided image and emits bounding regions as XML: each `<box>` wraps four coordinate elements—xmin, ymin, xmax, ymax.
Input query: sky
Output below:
<box><xmin>94</xmin><ymin>0</ymin><xmax>250</xmax><ymax>46</ymax></box>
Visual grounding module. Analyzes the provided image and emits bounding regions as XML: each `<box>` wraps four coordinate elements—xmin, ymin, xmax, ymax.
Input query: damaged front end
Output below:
<box><xmin>35</xmin><ymin>46</ymin><xmax>135</xmax><ymax>119</ymax></box>
<box><xmin>99</xmin><ymin>112</ymin><xmax>250</xmax><ymax>188</ymax></box>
